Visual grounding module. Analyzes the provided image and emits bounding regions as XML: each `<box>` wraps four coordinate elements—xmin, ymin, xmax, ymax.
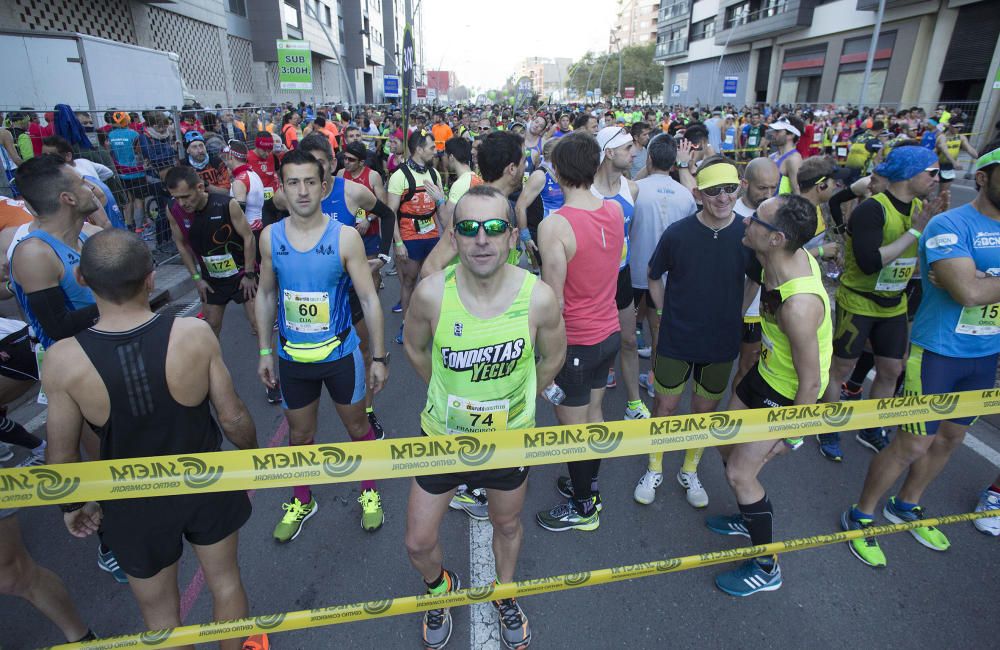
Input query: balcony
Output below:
<box><xmin>654</xmin><ymin>39</ymin><xmax>689</xmax><ymax>61</ymax></box>
<box><xmin>658</xmin><ymin>0</ymin><xmax>690</xmax><ymax>26</ymax></box>
<box><xmin>714</xmin><ymin>0</ymin><xmax>817</xmax><ymax>46</ymax></box>
<box><xmin>856</xmin><ymin>0</ymin><xmax>923</xmax><ymax>9</ymax></box>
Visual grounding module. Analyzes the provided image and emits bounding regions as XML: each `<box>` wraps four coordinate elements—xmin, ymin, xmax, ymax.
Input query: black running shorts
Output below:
<box><xmin>734</xmin><ymin>362</ymin><xmax>793</xmax><ymax>409</ymax></box>
<box><xmin>555</xmin><ymin>331</ymin><xmax>621</xmax><ymax>407</ymax></box>
<box><xmin>0</xmin><ymin>327</ymin><xmax>37</xmax><ymax>382</ymax></box>
<box><xmin>832</xmin><ymin>306</ymin><xmax>908</xmax><ymax>360</ymax></box>
<box><xmin>415</xmin><ymin>430</ymin><xmax>528</xmax><ymax>495</ymax></box>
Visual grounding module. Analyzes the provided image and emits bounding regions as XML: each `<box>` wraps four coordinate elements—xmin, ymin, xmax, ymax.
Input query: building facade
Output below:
<box><xmin>0</xmin><ymin>0</ymin><xmax>423</xmax><ymax>107</ymax></box>
<box><xmin>518</xmin><ymin>57</ymin><xmax>573</xmax><ymax>97</ymax></box>
<box><xmin>614</xmin><ymin>0</ymin><xmax>660</xmax><ymax>47</ymax></box>
<box><xmin>653</xmin><ymin>0</ymin><xmax>1000</xmax><ymax>140</ymax></box>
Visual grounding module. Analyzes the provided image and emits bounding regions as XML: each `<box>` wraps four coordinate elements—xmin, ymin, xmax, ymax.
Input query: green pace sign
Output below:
<box><xmin>277</xmin><ymin>40</ymin><xmax>312</xmax><ymax>90</ymax></box>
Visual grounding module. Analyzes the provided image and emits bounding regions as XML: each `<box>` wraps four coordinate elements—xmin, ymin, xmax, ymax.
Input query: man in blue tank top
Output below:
<box><xmin>7</xmin><ymin>154</ymin><xmax>130</xmax><ymax>584</ymax></box>
<box><xmin>255</xmin><ymin>149</ymin><xmax>390</xmax><ymax>542</ymax></box>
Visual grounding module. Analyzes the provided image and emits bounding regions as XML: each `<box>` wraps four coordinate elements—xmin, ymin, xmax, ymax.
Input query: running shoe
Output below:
<box><xmin>392</xmin><ymin>301</ymin><xmax>403</xmax><ymax>313</ymax></box>
<box><xmin>242</xmin><ymin>634</ymin><xmax>270</xmax><ymax>650</ymax></box>
<box><xmin>705</xmin><ymin>513</ymin><xmax>750</xmax><ymax>539</ymax></box>
<box><xmin>273</xmin><ymin>497</ymin><xmax>318</xmax><ymax>543</ymax></box>
<box><xmin>386</xmin><ymin>264</ymin><xmax>398</xmax><ymax>277</ymax></box>
<box><xmin>715</xmin><ymin>559</ymin><xmax>782</xmax><ymax>597</ymax></box>
<box><xmin>422</xmin><ymin>569</ymin><xmax>460</xmax><ymax>650</ymax></box>
<box><xmin>841</xmin><ymin>508</ymin><xmax>887</xmax><ymax>568</ymax></box>
<box><xmin>493</xmin><ymin>598</ymin><xmax>531</xmax><ymax>650</ymax></box>
<box><xmin>638</xmin><ymin>346</ymin><xmax>652</xmax><ymax>360</ymax></box>
<box><xmin>394</xmin><ymin>323</ymin><xmax>404</xmax><ymax>345</ymax></box>
<box><xmin>882</xmin><ymin>497</ymin><xmax>950</xmax><ymax>551</ymax></box>
<box><xmin>677</xmin><ymin>470</ymin><xmax>709</xmax><ymax>508</ymax></box>
<box><xmin>97</xmin><ymin>545</ymin><xmax>129</xmax><ymax>584</ymax></box>
<box><xmin>624</xmin><ymin>401</ymin><xmax>650</xmax><ymax>419</ymax></box>
<box><xmin>15</xmin><ymin>445</ymin><xmax>46</xmax><ymax>467</ymax></box>
<box><xmin>973</xmin><ymin>488</ymin><xmax>1000</xmax><ymax>536</ymax></box>
<box><xmin>638</xmin><ymin>372</ymin><xmax>656</xmax><ymax>398</ymax></box>
<box><xmin>265</xmin><ymin>383</ymin><xmax>282</xmax><ymax>404</ymax></box>
<box><xmin>856</xmin><ymin>427</ymin><xmax>890</xmax><ymax>453</ymax></box>
<box><xmin>367</xmin><ymin>409</ymin><xmax>386</xmax><ymax>440</ymax></box>
<box><xmin>817</xmin><ymin>432</ymin><xmax>843</xmax><ymax>462</ymax></box>
<box><xmin>0</xmin><ymin>441</ymin><xmax>12</xmax><ymax>462</ymax></box>
<box><xmin>536</xmin><ymin>499</ymin><xmax>599</xmax><ymax>532</ymax></box>
<box><xmin>359</xmin><ymin>489</ymin><xmax>384</xmax><ymax>532</ymax></box>
<box><xmin>449</xmin><ymin>488</ymin><xmax>489</xmax><ymax>521</ymax></box>
<box><xmin>840</xmin><ymin>382</ymin><xmax>863</xmax><ymax>401</ymax></box>
<box><xmin>555</xmin><ymin>476</ymin><xmax>602</xmax><ymax>511</ymax></box>
<box><xmin>633</xmin><ymin>470</ymin><xmax>662</xmax><ymax>505</ymax></box>
<box><xmin>606</xmin><ymin>369</ymin><xmax>616</xmax><ymax>389</ymax></box>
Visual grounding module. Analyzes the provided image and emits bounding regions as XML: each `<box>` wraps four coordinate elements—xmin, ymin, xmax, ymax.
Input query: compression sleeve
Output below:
<box><xmin>848</xmin><ymin>199</ymin><xmax>887</xmax><ymax>275</ymax></box>
<box><xmin>827</xmin><ymin>187</ymin><xmax>856</xmax><ymax>233</ymax></box>
<box><xmin>25</xmin><ymin>288</ymin><xmax>99</xmax><ymax>341</ymax></box>
<box><xmin>370</xmin><ymin>199</ymin><xmax>395</xmax><ymax>256</ymax></box>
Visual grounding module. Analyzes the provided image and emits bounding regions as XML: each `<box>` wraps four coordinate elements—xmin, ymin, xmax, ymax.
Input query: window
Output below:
<box><xmin>690</xmin><ymin>18</ymin><xmax>715</xmax><ymax>41</ymax></box>
<box><xmin>324</xmin><ymin>5</ymin><xmax>332</xmax><ymax>26</ymax></box>
<box><xmin>725</xmin><ymin>2</ymin><xmax>750</xmax><ymax>28</ymax></box>
<box><xmin>834</xmin><ymin>69</ymin><xmax>887</xmax><ymax>104</ymax></box>
<box><xmin>226</xmin><ymin>0</ymin><xmax>247</xmax><ymax>17</ymax></box>
<box><xmin>284</xmin><ymin>0</ymin><xmax>301</xmax><ymax>29</ymax></box>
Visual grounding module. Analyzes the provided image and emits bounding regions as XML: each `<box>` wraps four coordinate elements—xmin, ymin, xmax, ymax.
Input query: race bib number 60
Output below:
<box><xmin>283</xmin><ymin>290</ymin><xmax>331</xmax><ymax>333</ymax></box>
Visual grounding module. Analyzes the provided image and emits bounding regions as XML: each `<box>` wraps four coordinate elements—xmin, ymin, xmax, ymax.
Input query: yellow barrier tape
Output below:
<box><xmin>3</xmin><ymin>389</ymin><xmax>998</xmax><ymax>508</ymax></box>
<box><xmin>45</xmin><ymin>510</ymin><xmax>996</xmax><ymax>649</ymax></box>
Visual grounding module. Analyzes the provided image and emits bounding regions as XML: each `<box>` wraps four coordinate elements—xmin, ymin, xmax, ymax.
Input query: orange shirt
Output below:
<box><xmin>431</xmin><ymin>123</ymin><xmax>453</xmax><ymax>151</ymax></box>
<box><xmin>320</xmin><ymin>123</ymin><xmax>340</xmax><ymax>151</ymax></box>
<box><xmin>0</xmin><ymin>197</ymin><xmax>33</xmax><ymax>230</ymax></box>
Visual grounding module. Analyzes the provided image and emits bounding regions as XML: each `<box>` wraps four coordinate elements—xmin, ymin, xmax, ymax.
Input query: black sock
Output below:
<box><xmin>567</xmin><ymin>460</ymin><xmax>598</xmax><ymax>501</ymax></box>
<box><xmin>425</xmin><ymin>569</ymin><xmax>446</xmax><ymax>591</ymax></box>
<box><xmin>895</xmin><ymin>370</ymin><xmax>906</xmax><ymax>395</ymax></box>
<box><xmin>0</xmin><ymin>417</ymin><xmax>42</xmax><ymax>449</ymax></box>
<box><xmin>847</xmin><ymin>351</ymin><xmax>875</xmax><ymax>391</ymax></box>
<box><xmin>74</xmin><ymin>630</ymin><xmax>97</xmax><ymax>642</ymax></box>
<box><xmin>739</xmin><ymin>496</ymin><xmax>774</xmax><ymax>566</ymax></box>
<box><xmin>99</xmin><ymin>543</ymin><xmax>110</xmax><ymax>554</ymax></box>
<box><xmin>590</xmin><ymin>469</ymin><xmax>600</xmax><ymax>495</ymax></box>
<box><xmin>574</xmin><ymin>495</ymin><xmax>595</xmax><ymax>516</ymax></box>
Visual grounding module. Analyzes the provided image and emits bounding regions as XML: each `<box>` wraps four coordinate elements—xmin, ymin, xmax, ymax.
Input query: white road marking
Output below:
<box><xmin>469</xmin><ymin>518</ymin><xmax>500</xmax><ymax>649</ymax></box>
<box><xmin>964</xmin><ymin>433</ymin><xmax>1000</xmax><ymax>469</ymax></box>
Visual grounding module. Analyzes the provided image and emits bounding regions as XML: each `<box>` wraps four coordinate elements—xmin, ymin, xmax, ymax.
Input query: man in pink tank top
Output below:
<box><xmin>535</xmin><ymin>132</ymin><xmax>625</xmax><ymax>532</ymax></box>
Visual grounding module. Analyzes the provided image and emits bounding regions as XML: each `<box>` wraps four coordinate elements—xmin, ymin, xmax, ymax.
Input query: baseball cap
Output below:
<box><xmin>767</xmin><ymin>120</ymin><xmax>801</xmax><ymax>138</ymax></box>
<box><xmin>799</xmin><ymin>166</ymin><xmax>853</xmax><ymax>189</ymax></box>
<box><xmin>596</xmin><ymin>126</ymin><xmax>633</xmax><ymax>163</ymax></box>
<box><xmin>184</xmin><ymin>131</ymin><xmax>205</xmax><ymax>147</ymax></box>
<box><xmin>255</xmin><ymin>134</ymin><xmax>274</xmax><ymax>150</ymax></box>
<box><xmin>344</xmin><ymin>141</ymin><xmax>368</xmax><ymax>161</ymax></box>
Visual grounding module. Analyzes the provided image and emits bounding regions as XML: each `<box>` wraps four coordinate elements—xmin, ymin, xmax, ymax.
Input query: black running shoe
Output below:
<box><xmin>367</xmin><ymin>409</ymin><xmax>385</xmax><ymax>440</ymax></box>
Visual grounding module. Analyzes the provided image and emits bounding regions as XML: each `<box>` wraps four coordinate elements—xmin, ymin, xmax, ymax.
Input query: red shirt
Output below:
<box><xmin>797</xmin><ymin>124</ymin><xmax>815</xmax><ymax>159</ymax></box>
<box><xmin>246</xmin><ymin>150</ymin><xmax>278</xmax><ymax>190</ymax></box>
<box><xmin>560</xmin><ymin>201</ymin><xmax>624</xmax><ymax>345</ymax></box>
<box><xmin>344</xmin><ymin>166</ymin><xmax>379</xmax><ymax>237</ymax></box>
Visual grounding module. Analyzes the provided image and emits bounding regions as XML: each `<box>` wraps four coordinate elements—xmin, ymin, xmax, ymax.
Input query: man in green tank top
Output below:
<box><xmin>707</xmin><ymin>194</ymin><xmax>833</xmax><ymax>598</ymax></box>
<box><xmin>820</xmin><ymin>146</ymin><xmax>941</xmax><ymax>460</ymax></box>
<box><xmin>402</xmin><ymin>185</ymin><xmax>565</xmax><ymax>650</ymax></box>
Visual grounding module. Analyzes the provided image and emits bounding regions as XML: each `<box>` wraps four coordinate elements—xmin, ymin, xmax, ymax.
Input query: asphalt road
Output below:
<box><xmin>4</xmin><ymin>179</ymin><xmax>997</xmax><ymax>649</ymax></box>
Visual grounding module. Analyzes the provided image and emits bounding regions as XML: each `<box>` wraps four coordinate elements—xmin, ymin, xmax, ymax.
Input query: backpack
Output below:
<box><xmin>398</xmin><ymin>163</ymin><xmax>439</xmax><ymax>207</ymax></box>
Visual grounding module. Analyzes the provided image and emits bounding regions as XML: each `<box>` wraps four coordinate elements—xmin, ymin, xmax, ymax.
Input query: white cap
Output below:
<box><xmin>596</xmin><ymin>126</ymin><xmax>633</xmax><ymax>163</ymax></box>
<box><xmin>768</xmin><ymin>119</ymin><xmax>801</xmax><ymax>138</ymax></box>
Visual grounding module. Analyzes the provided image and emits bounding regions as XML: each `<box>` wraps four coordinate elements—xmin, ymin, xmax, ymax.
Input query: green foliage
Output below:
<box><xmin>566</xmin><ymin>44</ymin><xmax>663</xmax><ymax>97</ymax></box>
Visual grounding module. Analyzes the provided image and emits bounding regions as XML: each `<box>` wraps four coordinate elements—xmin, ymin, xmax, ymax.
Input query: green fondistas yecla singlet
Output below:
<box><xmin>759</xmin><ymin>254</ymin><xmax>833</xmax><ymax>401</ymax></box>
<box><xmin>837</xmin><ymin>192</ymin><xmax>919</xmax><ymax>318</ymax></box>
<box><xmin>421</xmin><ymin>266</ymin><xmax>537</xmax><ymax>436</ymax></box>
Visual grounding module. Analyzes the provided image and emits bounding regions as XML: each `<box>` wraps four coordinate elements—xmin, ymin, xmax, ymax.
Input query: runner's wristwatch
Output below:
<box><xmin>373</xmin><ymin>353</ymin><xmax>390</xmax><ymax>365</ymax></box>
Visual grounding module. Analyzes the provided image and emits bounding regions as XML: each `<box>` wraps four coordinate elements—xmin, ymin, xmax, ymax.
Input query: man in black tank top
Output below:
<box><xmin>165</xmin><ymin>166</ymin><xmax>259</xmax><ymax>339</ymax></box>
<box><xmin>44</xmin><ymin>230</ymin><xmax>261</xmax><ymax>650</ymax></box>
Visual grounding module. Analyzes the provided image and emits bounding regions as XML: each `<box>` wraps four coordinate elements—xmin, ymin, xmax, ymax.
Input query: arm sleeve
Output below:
<box><xmin>827</xmin><ymin>186</ymin><xmax>855</xmax><ymax>233</ymax></box>
<box><xmin>369</xmin><ymin>199</ymin><xmax>395</xmax><ymax>255</ymax></box>
<box><xmin>848</xmin><ymin>199</ymin><xmax>887</xmax><ymax>275</ymax></box>
<box><xmin>25</xmin><ymin>288</ymin><xmax>99</xmax><ymax>341</ymax></box>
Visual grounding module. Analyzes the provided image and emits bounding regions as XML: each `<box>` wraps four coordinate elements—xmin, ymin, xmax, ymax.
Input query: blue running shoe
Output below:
<box><xmin>394</xmin><ymin>323</ymin><xmax>404</xmax><ymax>345</ymax></box>
<box><xmin>97</xmin><ymin>545</ymin><xmax>129</xmax><ymax>584</ymax></box>
<box><xmin>705</xmin><ymin>513</ymin><xmax>750</xmax><ymax>539</ymax></box>
<box><xmin>818</xmin><ymin>432</ymin><xmax>843</xmax><ymax>462</ymax></box>
<box><xmin>715</xmin><ymin>560</ymin><xmax>782</xmax><ymax>597</ymax></box>
<box><xmin>392</xmin><ymin>301</ymin><xmax>403</xmax><ymax>314</ymax></box>
<box><xmin>857</xmin><ymin>427</ymin><xmax>890</xmax><ymax>453</ymax></box>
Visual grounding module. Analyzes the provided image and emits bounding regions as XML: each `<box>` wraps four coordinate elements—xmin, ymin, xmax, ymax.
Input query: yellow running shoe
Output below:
<box><xmin>359</xmin><ymin>489</ymin><xmax>384</xmax><ymax>532</ymax></box>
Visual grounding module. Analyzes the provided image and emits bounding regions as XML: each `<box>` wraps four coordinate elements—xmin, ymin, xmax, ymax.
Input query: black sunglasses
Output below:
<box><xmin>748</xmin><ymin>212</ymin><xmax>786</xmax><ymax>236</ymax></box>
<box><xmin>701</xmin><ymin>184</ymin><xmax>739</xmax><ymax>197</ymax></box>
<box><xmin>343</xmin><ymin>156</ymin><xmax>360</xmax><ymax>163</ymax></box>
<box><xmin>454</xmin><ymin>219</ymin><xmax>511</xmax><ymax>237</ymax></box>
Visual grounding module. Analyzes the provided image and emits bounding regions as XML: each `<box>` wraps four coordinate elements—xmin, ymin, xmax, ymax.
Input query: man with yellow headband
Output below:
<box><xmin>636</xmin><ymin>157</ymin><xmax>754</xmax><ymax>509</ymax></box>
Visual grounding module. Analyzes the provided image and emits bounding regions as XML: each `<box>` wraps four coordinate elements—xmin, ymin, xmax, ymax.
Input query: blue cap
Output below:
<box><xmin>184</xmin><ymin>130</ymin><xmax>205</xmax><ymax>146</ymax></box>
<box><xmin>873</xmin><ymin>146</ymin><xmax>938</xmax><ymax>182</ymax></box>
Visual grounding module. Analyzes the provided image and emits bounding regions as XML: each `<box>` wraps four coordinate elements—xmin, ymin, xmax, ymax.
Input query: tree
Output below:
<box><xmin>566</xmin><ymin>44</ymin><xmax>662</xmax><ymax>98</ymax></box>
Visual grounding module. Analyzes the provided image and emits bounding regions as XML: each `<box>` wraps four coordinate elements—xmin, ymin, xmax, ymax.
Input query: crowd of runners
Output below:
<box><xmin>1</xmin><ymin>100</ymin><xmax>999</xmax><ymax>649</ymax></box>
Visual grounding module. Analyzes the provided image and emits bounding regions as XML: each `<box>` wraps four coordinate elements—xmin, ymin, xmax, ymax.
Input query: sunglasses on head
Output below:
<box><xmin>749</xmin><ymin>212</ymin><xmax>786</xmax><ymax>236</ymax></box>
<box><xmin>701</xmin><ymin>184</ymin><xmax>739</xmax><ymax>197</ymax></box>
<box><xmin>454</xmin><ymin>219</ymin><xmax>511</xmax><ymax>237</ymax></box>
<box><xmin>924</xmin><ymin>167</ymin><xmax>940</xmax><ymax>178</ymax></box>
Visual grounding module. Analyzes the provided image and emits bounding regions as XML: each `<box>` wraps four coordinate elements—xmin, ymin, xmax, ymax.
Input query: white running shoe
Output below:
<box><xmin>973</xmin><ymin>489</ymin><xmax>1000</xmax><ymax>536</ymax></box>
<box><xmin>638</xmin><ymin>346</ymin><xmax>652</xmax><ymax>359</ymax></box>
<box><xmin>638</xmin><ymin>373</ymin><xmax>656</xmax><ymax>398</ymax></box>
<box><xmin>633</xmin><ymin>470</ymin><xmax>662</xmax><ymax>505</ymax></box>
<box><xmin>625</xmin><ymin>402</ymin><xmax>650</xmax><ymax>419</ymax></box>
<box><xmin>677</xmin><ymin>470</ymin><xmax>709</xmax><ymax>508</ymax></box>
